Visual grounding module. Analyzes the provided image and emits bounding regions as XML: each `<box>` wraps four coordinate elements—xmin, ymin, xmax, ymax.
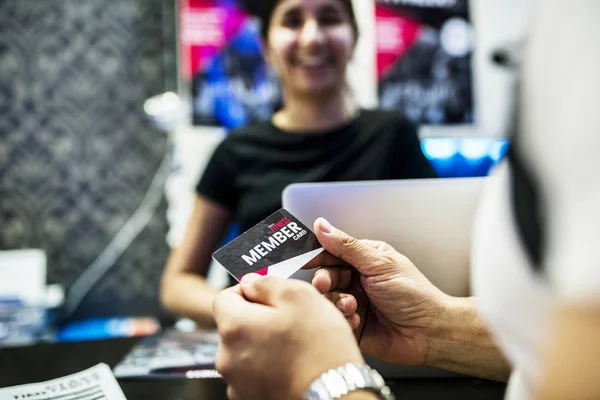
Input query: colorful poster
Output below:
<box><xmin>179</xmin><ymin>0</ymin><xmax>281</xmax><ymax>129</ymax></box>
<box><xmin>375</xmin><ymin>0</ymin><xmax>473</xmax><ymax>125</ymax></box>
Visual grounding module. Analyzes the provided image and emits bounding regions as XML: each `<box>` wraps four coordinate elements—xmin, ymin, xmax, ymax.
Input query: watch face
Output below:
<box><xmin>302</xmin><ymin>364</ymin><xmax>394</xmax><ymax>400</ymax></box>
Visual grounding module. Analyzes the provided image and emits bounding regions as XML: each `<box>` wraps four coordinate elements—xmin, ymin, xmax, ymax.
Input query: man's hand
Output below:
<box><xmin>309</xmin><ymin>218</ymin><xmax>451</xmax><ymax>367</ymax></box>
<box><xmin>213</xmin><ymin>275</ymin><xmax>364</xmax><ymax>400</ymax></box>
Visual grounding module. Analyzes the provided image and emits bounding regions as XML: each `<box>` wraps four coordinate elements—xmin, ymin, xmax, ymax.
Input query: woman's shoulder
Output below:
<box><xmin>211</xmin><ymin>120</ymin><xmax>277</xmax><ymax>162</ymax></box>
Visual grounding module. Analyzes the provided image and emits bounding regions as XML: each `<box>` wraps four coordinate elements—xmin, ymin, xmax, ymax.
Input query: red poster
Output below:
<box><xmin>179</xmin><ymin>0</ymin><xmax>280</xmax><ymax>129</ymax></box>
<box><xmin>375</xmin><ymin>0</ymin><xmax>474</xmax><ymax>125</ymax></box>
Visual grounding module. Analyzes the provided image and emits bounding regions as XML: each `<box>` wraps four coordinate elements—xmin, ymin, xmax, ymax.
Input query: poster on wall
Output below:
<box><xmin>375</xmin><ymin>0</ymin><xmax>473</xmax><ymax>125</ymax></box>
<box><xmin>179</xmin><ymin>0</ymin><xmax>281</xmax><ymax>129</ymax></box>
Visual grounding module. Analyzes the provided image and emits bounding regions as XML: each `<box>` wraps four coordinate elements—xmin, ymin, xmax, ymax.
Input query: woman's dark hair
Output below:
<box><xmin>258</xmin><ymin>0</ymin><xmax>359</xmax><ymax>42</ymax></box>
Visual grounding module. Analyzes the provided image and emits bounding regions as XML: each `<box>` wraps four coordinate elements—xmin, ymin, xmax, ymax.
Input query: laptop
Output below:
<box><xmin>282</xmin><ymin>177</ymin><xmax>487</xmax><ymax>378</ymax></box>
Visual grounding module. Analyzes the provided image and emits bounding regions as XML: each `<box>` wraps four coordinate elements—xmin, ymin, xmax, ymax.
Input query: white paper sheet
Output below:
<box><xmin>0</xmin><ymin>363</ymin><xmax>127</xmax><ymax>400</ymax></box>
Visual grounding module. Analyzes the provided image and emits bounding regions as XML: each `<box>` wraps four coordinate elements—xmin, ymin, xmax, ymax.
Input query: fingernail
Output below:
<box><xmin>336</xmin><ymin>299</ymin><xmax>345</xmax><ymax>311</ymax></box>
<box><xmin>319</xmin><ymin>218</ymin><xmax>335</xmax><ymax>234</ymax></box>
<box><xmin>241</xmin><ymin>273</ymin><xmax>262</xmax><ymax>284</ymax></box>
<box><xmin>313</xmin><ymin>268</ymin><xmax>324</xmax><ymax>279</ymax></box>
<box><xmin>311</xmin><ymin>270</ymin><xmax>324</xmax><ymax>284</ymax></box>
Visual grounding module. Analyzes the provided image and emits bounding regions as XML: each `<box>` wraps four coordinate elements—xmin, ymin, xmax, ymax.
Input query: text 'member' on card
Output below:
<box><xmin>212</xmin><ymin>209</ymin><xmax>324</xmax><ymax>282</ymax></box>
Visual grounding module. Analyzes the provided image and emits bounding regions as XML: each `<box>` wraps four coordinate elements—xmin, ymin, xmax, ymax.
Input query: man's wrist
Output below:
<box><xmin>300</xmin><ymin>362</ymin><xmax>394</xmax><ymax>400</ymax></box>
<box><xmin>426</xmin><ymin>296</ymin><xmax>479</xmax><ymax>367</ymax></box>
<box><xmin>293</xmin><ymin>350</ymin><xmax>365</xmax><ymax>399</ymax></box>
<box><xmin>423</xmin><ymin>294</ymin><xmax>458</xmax><ymax>368</ymax></box>
<box><xmin>425</xmin><ymin>296</ymin><xmax>511</xmax><ymax>381</ymax></box>
<box><xmin>341</xmin><ymin>390</ymin><xmax>381</xmax><ymax>400</ymax></box>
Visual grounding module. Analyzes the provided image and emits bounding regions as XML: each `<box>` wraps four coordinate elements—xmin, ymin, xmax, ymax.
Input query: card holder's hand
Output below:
<box><xmin>313</xmin><ymin>266</ymin><xmax>368</xmax><ymax>340</ymax></box>
<box><xmin>213</xmin><ymin>275</ymin><xmax>364</xmax><ymax>400</ymax></box>
<box><xmin>307</xmin><ymin>218</ymin><xmax>451</xmax><ymax>367</ymax></box>
<box><xmin>302</xmin><ymin>249</ymin><xmax>367</xmax><ymax>338</ymax></box>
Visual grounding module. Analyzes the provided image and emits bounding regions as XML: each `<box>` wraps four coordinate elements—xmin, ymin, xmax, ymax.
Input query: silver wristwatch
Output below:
<box><xmin>302</xmin><ymin>363</ymin><xmax>395</xmax><ymax>400</ymax></box>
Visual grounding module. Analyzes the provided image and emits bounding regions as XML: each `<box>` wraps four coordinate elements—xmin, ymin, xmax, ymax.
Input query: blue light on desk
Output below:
<box><xmin>422</xmin><ymin>138</ymin><xmax>510</xmax><ymax>178</ymax></box>
<box><xmin>57</xmin><ymin>317</ymin><xmax>160</xmax><ymax>342</ymax></box>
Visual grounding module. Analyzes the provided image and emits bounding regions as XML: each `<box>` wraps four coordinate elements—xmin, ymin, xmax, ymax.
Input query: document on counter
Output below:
<box><xmin>0</xmin><ymin>363</ymin><xmax>127</xmax><ymax>400</ymax></box>
<box><xmin>113</xmin><ymin>328</ymin><xmax>221</xmax><ymax>379</ymax></box>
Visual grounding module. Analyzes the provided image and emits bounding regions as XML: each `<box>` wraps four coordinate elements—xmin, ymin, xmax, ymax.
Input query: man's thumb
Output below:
<box><xmin>314</xmin><ymin>218</ymin><xmax>374</xmax><ymax>272</ymax></box>
<box><xmin>240</xmin><ymin>274</ymin><xmax>280</xmax><ymax>306</ymax></box>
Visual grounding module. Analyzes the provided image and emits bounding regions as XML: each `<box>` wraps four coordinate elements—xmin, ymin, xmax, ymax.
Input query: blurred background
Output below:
<box><xmin>0</xmin><ymin>0</ymin><xmax>524</xmax><ymax>345</ymax></box>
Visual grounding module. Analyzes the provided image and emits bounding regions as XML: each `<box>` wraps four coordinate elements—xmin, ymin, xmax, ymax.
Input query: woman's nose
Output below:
<box><xmin>298</xmin><ymin>19</ymin><xmax>326</xmax><ymax>47</ymax></box>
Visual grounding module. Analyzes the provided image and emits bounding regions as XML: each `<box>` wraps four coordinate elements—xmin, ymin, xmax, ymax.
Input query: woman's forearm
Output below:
<box><xmin>161</xmin><ymin>272</ymin><xmax>220</xmax><ymax>327</ymax></box>
<box><xmin>426</xmin><ymin>296</ymin><xmax>511</xmax><ymax>382</ymax></box>
<box><xmin>537</xmin><ymin>306</ymin><xmax>600</xmax><ymax>399</ymax></box>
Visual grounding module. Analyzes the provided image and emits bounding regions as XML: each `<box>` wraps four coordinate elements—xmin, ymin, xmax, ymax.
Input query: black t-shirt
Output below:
<box><xmin>197</xmin><ymin>109</ymin><xmax>436</xmax><ymax>234</ymax></box>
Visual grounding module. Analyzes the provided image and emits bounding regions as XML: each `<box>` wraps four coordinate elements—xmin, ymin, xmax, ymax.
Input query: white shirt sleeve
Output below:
<box><xmin>520</xmin><ymin>0</ymin><xmax>600</xmax><ymax>302</ymax></box>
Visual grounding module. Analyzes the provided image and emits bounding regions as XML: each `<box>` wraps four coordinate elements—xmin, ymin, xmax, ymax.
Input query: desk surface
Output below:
<box><xmin>0</xmin><ymin>338</ymin><xmax>506</xmax><ymax>399</ymax></box>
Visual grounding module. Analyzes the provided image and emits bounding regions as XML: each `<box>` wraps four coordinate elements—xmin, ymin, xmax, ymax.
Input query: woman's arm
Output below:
<box><xmin>536</xmin><ymin>306</ymin><xmax>600</xmax><ymax>399</ymax></box>
<box><xmin>160</xmin><ymin>195</ymin><xmax>232</xmax><ymax>327</ymax></box>
<box><xmin>525</xmin><ymin>2</ymin><xmax>600</xmax><ymax>397</ymax></box>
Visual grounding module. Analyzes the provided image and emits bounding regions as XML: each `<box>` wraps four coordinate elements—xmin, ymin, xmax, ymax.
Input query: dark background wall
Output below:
<box><xmin>0</xmin><ymin>0</ymin><xmax>177</xmax><ymax>320</ymax></box>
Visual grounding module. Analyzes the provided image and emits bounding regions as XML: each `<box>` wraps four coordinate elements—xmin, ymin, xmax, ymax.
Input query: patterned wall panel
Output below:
<box><xmin>0</xmin><ymin>0</ymin><xmax>177</xmax><ymax>320</ymax></box>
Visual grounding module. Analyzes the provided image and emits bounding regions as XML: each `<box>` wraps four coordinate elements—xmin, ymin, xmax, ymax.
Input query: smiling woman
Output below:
<box><xmin>160</xmin><ymin>0</ymin><xmax>437</xmax><ymax>327</ymax></box>
<box><xmin>260</xmin><ymin>0</ymin><xmax>360</xmax><ymax>131</ymax></box>
<box><xmin>264</xmin><ymin>2</ymin><xmax>356</xmax><ymax>87</ymax></box>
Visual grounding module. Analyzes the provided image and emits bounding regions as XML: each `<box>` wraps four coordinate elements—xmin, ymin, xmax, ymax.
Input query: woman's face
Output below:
<box><xmin>266</xmin><ymin>0</ymin><xmax>356</xmax><ymax>98</ymax></box>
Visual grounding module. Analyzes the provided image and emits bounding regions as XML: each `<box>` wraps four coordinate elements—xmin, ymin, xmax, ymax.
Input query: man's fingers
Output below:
<box><xmin>325</xmin><ymin>292</ymin><xmax>358</xmax><ymax>317</ymax></box>
<box><xmin>239</xmin><ymin>274</ymin><xmax>283</xmax><ymax>306</ymax></box>
<box><xmin>213</xmin><ymin>284</ymin><xmax>269</xmax><ymax>331</ymax></box>
<box><xmin>240</xmin><ymin>274</ymin><xmax>312</xmax><ymax>307</ymax></box>
<box><xmin>213</xmin><ymin>285</ymin><xmax>249</xmax><ymax>326</ymax></box>
<box><xmin>363</xmin><ymin>239</ymin><xmax>386</xmax><ymax>250</ymax></box>
<box><xmin>226</xmin><ymin>385</ymin><xmax>241</xmax><ymax>400</ymax></box>
<box><xmin>302</xmin><ymin>251</ymin><xmax>349</xmax><ymax>270</ymax></box>
<box><xmin>347</xmin><ymin>313</ymin><xmax>361</xmax><ymax>331</ymax></box>
<box><xmin>313</xmin><ymin>218</ymin><xmax>377</xmax><ymax>273</ymax></box>
<box><xmin>312</xmin><ymin>267</ymin><xmax>353</xmax><ymax>293</ymax></box>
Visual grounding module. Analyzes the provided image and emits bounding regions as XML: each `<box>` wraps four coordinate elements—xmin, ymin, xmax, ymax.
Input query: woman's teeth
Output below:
<box><xmin>299</xmin><ymin>57</ymin><xmax>330</xmax><ymax>68</ymax></box>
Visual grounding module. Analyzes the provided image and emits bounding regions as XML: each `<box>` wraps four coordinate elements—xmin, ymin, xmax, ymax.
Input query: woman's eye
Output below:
<box><xmin>281</xmin><ymin>12</ymin><xmax>303</xmax><ymax>29</ymax></box>
<box><xmin>318</xmin><ymin>7</ymin><xmax>344</xmax><ymax>26</ymax></box>
<box><xmin>319</xmin><ymin>13</ymin><xmax>343</xmax><ymax>26</ymax></box>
